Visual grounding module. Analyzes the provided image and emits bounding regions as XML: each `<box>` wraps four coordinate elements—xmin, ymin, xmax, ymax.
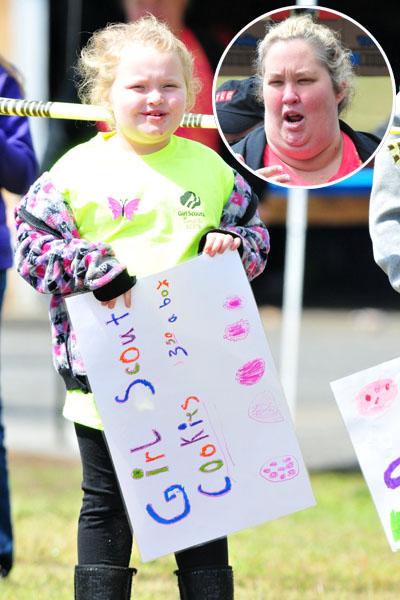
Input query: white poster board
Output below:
<box><xmin>331</xmin><ymin>357</ymin><xmax>400</xmax><ymax>551</ymax></box>
<box><xmin>67</xmin><ymin>251</ymin><xmax>315</xmax><ymax>562</ymax></box>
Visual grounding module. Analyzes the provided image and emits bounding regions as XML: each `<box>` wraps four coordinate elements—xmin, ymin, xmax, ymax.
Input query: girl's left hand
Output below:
<box><xmin>101</xmin><ymin>289</ymin><xmax>132</xmax><ymax>310</ymax></box>
<box><xmin>202</xmin><ymin>232</ymin><xmax>241</xmax><ymax>257</ymax></box>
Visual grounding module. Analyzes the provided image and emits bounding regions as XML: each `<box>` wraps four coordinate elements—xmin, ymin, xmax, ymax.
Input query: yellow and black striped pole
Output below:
<box><xmin>0</xmin><ymin>97</ymin><xmax>217</xmax><ymax>129</ymax></box>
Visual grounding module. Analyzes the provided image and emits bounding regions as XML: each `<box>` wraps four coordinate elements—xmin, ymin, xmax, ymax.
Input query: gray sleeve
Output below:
<box><xmin>369</xmin><ymin>93</ymin><xmax>400</xmax><ymax>293</ymax></box>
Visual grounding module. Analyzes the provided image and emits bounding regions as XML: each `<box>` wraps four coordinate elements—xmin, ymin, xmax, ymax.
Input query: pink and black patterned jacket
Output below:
<box><xmin>14</xmin><ymin>170</ymin><xmax>270</xmax><ymax>393</ymax></box>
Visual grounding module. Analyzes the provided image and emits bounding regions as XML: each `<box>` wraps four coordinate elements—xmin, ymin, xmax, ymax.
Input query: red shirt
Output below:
<box><xmin>263</xmin><ymin>131</ymin><xmax>362</xmax><ymax>185</ymax></box>
<box><xmin>176</xmin><ymin>28</ymin><xmax>219</xmax><ymax>152</ymax></box>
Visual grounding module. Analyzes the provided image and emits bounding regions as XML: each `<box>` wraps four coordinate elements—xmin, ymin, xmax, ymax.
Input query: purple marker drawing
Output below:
<box><xmin>130</xmin><ymin>429</ymin><xmax>161</xmax><ymax>453</ymax></box>
<box><xmin>355</xmin><ymin>378</ymin><xmax>398</xmax><ymax>417</ymax></box>
<box><xmin>384</xmin><ymin>457</ymin><xmax>400</xmax><ymax>490</ymax></box>
<box><xmin>260</xmin><ymin>455</ymin><xmax>299</xmax><ymax>483</ymax></box>
<box><xmin>236</xmin><ymin>358</ymin><xmax>265</xmax><ymax>386</ymax></box>
<box><xmin>223</xmin><ymin>319</ymin><xmax>250</xmax><ymax>342</ymax></box>
<box><xmin>248</xmin><ymin>391</ymin><xmax>284</xmax><ymax>423</ymax></box>
<box><xmin>223</xmin><ymin>295</ymin><xmax>245</xmax><ymax>310</ymax></box>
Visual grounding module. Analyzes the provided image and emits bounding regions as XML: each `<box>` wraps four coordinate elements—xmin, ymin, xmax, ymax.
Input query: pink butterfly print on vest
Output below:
<box><xmin>107</xmin><ymin>197</ymin><xmax>140</xmax><ymax>220</ymax></box>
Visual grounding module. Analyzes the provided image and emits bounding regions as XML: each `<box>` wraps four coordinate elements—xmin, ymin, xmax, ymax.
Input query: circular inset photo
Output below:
<box><xmin>213</xmin><ymin>5</ymin><xmax>396</xmax><ymax>189</ymax></box>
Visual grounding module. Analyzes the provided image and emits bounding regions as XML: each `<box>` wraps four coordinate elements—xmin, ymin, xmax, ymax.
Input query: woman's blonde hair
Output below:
<box><xmin>256</xmin><ymin>13</ymin><xmax>354</xmax><ymax>114</ymax></box>
<box><xmin>76</xmin><ymin>16</ymin><xmax>200</xmax><ymax>119</ymax></box>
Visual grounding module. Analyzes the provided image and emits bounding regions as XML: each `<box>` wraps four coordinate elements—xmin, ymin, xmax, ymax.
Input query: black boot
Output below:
<box><xmin>175</xmin><ymin>565</ymin><xmax>234</xmax><ymax>600</ymax></box>
<box><xmin>0</xmin><ymin>553</ymin><xmax>12</xmax><ymax>578</ymax></box>
<box><xmin>74</xmin><ymin>564</ymin><xmax>136</xmax><ymax>599</ymax></box>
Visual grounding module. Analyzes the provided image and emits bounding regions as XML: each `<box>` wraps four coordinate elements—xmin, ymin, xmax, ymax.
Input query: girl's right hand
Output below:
<box><xmin>255</xmin><ymin>165</ymin><xmax>291</xmax><ymax>184</ymax></box>
<box><xmin>100</xmin><ymin>289</ymin><xmax>132</xmax><ymax>310</ymax></box>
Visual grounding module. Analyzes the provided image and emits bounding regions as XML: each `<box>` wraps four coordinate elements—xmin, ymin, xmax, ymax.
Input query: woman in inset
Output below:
<box><xmin>233</xmin><ymin>14</ymin><xmax>380</xmax><ymax>186</ymax></box>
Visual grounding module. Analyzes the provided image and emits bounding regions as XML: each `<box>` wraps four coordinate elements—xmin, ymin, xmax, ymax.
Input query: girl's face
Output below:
<box><xmin>110</xmin><ymin>44</ymin><xmax>187</xmax><ymax>154</ymax></box>
<box><xmin>262</xmin><ymin>39</ymin><xmax>345</xmax><ymax>161</ymax></box>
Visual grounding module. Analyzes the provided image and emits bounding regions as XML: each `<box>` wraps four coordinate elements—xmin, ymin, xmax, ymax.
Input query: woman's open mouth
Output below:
<box><xmin>283</xmin><ymin>111</ymin><xmax>305</xmax><ymax>128</ymax></box>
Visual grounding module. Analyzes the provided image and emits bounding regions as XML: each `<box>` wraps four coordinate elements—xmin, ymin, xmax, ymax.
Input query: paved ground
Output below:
<box><xmin>2</xmin><ymin>306</ymin><xmax>400</xmax><ymax>470</ymax></box>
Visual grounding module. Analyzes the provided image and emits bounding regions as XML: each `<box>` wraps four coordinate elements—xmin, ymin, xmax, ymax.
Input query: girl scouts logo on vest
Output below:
<box><xmin>178</xmin><ymin>191</ymin><xmax>205</xmax><ymax>220</ymax></box>
<box><xmin>107</xmin><ymin>197</ymin><xmax>140</xmax><ymax>220</ymax></box>
<box><xmin>180</xmin><ymin>191</ymin><xmax>201</xmax><ymax>209</ymax></box>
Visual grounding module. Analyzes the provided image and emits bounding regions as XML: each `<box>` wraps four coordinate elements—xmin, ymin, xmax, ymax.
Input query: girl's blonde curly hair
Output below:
<box><xmin>76</xmin><ymin>16</ymin><xmax>200</xmax><ymax>123</ymax></box>
<box><xmin>256</xmin><ymin>13</ymin><xmax>354</xmax><ymax>114</ymax></box>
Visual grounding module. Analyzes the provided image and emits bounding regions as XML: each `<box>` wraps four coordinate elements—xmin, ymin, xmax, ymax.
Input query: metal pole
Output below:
<box><xmin>279</xmin><ymin>0</ymin><xmax>316</xmax><ymax>417</ymax></box>
<box><xmin>10</xmin><ymin>0</ymin><xmax>49</xmax><ymax>162</ymax></box>
<box><xmin>279</xmin><ymin>188</ymin><xmax>308</xmax><ymax>417</ymax></box>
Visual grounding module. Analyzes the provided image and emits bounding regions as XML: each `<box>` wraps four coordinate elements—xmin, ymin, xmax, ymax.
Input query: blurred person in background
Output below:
<box><xmin>215</xmin><ymin>76</ymin><xmax>264</xmax><ymax>145</ymax></box>
<box><xmin>121</xmin><ymin>0</ymin><xmax>220</xmax><ymax>151</ymax></box>
<box><xmin>0</xmin><ymin>56</ymin><xmax>38</xmax><ymax>578</ymax></box>
<box><xmin>370</xmin><ymin>92</ymin><xmax>400</xmax><ymax>290</ymax></box>
<box><xmin>43</xmin><ymin>0</ymin><xmax>220</xmax><ymax>171</ymax></box>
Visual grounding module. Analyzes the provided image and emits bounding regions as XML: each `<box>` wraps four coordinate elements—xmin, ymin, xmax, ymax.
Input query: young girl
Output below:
<box><xmin>0</xmin><ymin>56</ymin><xmax>38</xmax><ymax>578</ymax></box>
<box><xmin>15</xmin><ymin>16</ymin><xmax>269</xmax><ymax>599</ymax></box>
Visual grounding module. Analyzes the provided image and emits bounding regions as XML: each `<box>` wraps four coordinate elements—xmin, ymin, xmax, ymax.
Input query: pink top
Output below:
<box><xmin>263</xmin><ymin>131</ymin><xmax>362</xmax><ymax>185</ymax></box>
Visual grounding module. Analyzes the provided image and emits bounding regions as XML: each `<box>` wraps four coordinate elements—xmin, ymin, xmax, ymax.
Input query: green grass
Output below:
<box><xmin>1</xmin><ymin>454</ymin><xmax>400</xmax><ymax>598</ymax></box>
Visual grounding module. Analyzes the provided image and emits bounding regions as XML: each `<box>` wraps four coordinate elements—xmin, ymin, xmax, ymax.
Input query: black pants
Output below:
<box><xmin>75</xmin><ymin>423</ymin><xmax>229</xmax><ymax>570</ymax></box>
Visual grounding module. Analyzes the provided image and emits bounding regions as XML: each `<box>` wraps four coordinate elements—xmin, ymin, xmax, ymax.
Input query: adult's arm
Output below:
<box><xmin>369</xmin><ymin>93</ymin><xmax>400</xmax><ymax>292</ymax></box>
<box><xmin>0</xmin><ymin>71</ymin><xmax>38</xmax><ymax>194</ymax></box>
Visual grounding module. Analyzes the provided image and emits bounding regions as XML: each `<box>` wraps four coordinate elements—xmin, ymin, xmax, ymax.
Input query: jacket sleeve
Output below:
<box><xmin>199</xmin><ymin>171</ymin><xmax>270</xmax><ymax>281</ymax></box>
<box><xmin>0</xmin><ymin>74</ymin><xmax>38</xmax><ymax>194</ymax></box>
<box><xmin>369</xmin><ymin>93</ymin><xmax>400</xmax><ymax>293</ymax></box>
<box><xmin>14</xmin><ymin>172</ymin><xmax>134</xmax><ymax>297</ymax></box>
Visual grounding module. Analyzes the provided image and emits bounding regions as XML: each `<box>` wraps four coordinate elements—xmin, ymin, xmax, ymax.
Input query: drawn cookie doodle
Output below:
<box><xmin>223</xmin><ymin>295</ymin><xmax>245</xmax><ymax>310</ymax></box>
<box><xmin>355</xmin><ymin>378</ymin><xmax>398</xmax><ymax>417</ymax></box>
<box><xmin>223</xmin><ymin>319</ymin><xmax>250</xmax><ymax>342</ymax></box>
<box><xmin>236</xmin><ymin>358</ymin><xmax>265</xmax><ymax>386</ymax></box>
<box><xmin>248</xmin><ymin>391</ymin><xmax>284</xmax><ymax>423</ymax></box>
<box><xmin>260</xmin><ymin>455</ymin><xmax>299</xmax><ymax>483</ymax></box>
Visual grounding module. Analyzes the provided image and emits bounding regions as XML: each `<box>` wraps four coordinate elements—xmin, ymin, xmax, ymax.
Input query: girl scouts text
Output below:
<box><xmin>105</xmin><ymin>279</ymin><xmax>232</xmax><ymax>526</ymax></box>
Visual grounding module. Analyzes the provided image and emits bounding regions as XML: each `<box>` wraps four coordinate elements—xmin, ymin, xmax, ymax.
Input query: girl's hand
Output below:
<box><xmin>203</xmin><ymin>232</ymin><xmax>241</xmax><ymax>257</ymax></box>
<box><xmin>255</xmin><ymin>165</ymin><xmax>291</xmax><ymax>184</ymax></box>
<box><xmin>100</xmin><ymin>289</ymin><xmax>132</xmax><ymax>310</ymax></box>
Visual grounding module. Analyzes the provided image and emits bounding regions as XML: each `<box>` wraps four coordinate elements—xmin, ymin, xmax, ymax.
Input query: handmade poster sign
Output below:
<box><xmin>331</xmin><ymin>357</ymin><xmax>400</xmax><ymax>551</ymax></box>
<box><xmin>67</xmin><ymin>251</ymin><xmax>315</xmax><ymax>562</ymax></box>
